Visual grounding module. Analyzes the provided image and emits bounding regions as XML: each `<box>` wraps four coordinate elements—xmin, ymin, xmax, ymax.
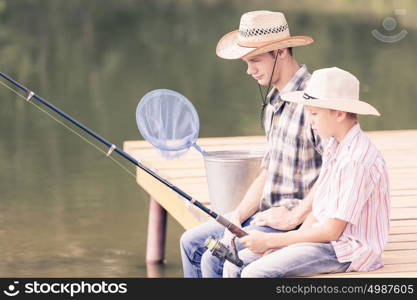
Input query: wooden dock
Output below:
<box><xmin>123</xmin><ymin>129</ymin><xmax>417</xmax><ymax>277</ymax></box>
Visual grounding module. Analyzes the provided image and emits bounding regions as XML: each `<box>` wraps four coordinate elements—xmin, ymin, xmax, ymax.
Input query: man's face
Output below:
<box><xmin>242</xmin><ymin>52</ymin><xmax>278</xmax><ymax>86</ymax></box>
<box><xmin>305</xmin><ymin>106</ymin><xmax>337</xmax><ymax>139</ymax></box>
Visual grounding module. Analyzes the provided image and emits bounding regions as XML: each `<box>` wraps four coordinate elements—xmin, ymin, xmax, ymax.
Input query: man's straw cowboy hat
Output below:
<box><xmin>216</xmin><ymin>11</ymin><xmax>313</xmax><ymax>60</ymax></box>
<box><xmin>281</xmin><ymin>67</ymin><xmax>380</xmax><ymax>116</ymax></box>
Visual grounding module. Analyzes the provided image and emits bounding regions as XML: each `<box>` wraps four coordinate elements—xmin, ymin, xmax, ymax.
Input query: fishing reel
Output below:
<box><xmin>204</xmin><ymin>236</ymin><xmax>243</xmax><ymax>267</ymax></box>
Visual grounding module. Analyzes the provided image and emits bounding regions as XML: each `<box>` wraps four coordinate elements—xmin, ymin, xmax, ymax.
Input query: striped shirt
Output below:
<box><xmin>260</xmin><ymin>65</ymin><xmax>322</xmax><ymax>211</ymax></box>
<box><xmin>312</xmin><ymin>123</ymin><xmax>390</xmax><ymax>272</ymax></box>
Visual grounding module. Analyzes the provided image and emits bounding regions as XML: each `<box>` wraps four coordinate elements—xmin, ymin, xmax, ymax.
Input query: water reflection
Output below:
<box><xmin>0</xmin><ymin>0</ymin><xmax>416</xmax><ymax>277</ymax></box>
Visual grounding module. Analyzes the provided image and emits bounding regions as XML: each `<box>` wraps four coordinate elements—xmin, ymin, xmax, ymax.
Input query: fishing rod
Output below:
<box><xmin>0</xmin><ymin>72</ymin><xmax>246</xmax><ymax>265</ymax></box>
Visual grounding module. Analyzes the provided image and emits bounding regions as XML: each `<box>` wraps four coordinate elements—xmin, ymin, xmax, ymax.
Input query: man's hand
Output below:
<box><xmin>250</xmin><ymin>206</ymin><xmax>301</xmax><ymax>230</ymax></box>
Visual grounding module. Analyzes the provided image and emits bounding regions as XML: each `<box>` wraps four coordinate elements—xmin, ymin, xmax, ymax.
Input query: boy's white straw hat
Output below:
<box><xmin>281</xmin><ymin>67</ymin><xmax>380</xmax><ymax>116</ymax></box>
<box><xmin>216</xmin><ymin>11</ymin><xmax>313</xmax><ymax>60</ymax></box>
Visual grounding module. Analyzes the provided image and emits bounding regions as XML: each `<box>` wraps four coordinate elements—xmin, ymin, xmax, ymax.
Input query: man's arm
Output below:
<box><xmin>221</xmin><ymin>168</ymin><xmax>266</xmax><ymax>242</ymax></box>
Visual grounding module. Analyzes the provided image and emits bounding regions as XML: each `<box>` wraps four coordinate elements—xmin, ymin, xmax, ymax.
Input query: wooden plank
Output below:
<box><xmin>390</xmin><ymin>189</ymin><xmax>417</xmax><ymax>196</ymax></box>
<box><xmin>385</xmin><ymin>242</ymin><xmax>417</xmax><ymax>251</ymax></box>
<box><xmin>314</xmin><ymin>262</ymin><xmax>417</xmax><ymax>277</ymax></box>
<box><xmin>388</xmin><ymin>233</ymin><xmax>417</xmax><ymax>243</ymax></box>
<box><xmin>315</xmin><ymin>271</ymin><xmax>417</xmax><ymax>278</ymax></box>
<box><xmin>390</xmin><ymin>196</ymin><xmax>417</xmax><ymax>208</ymax></box>
<box><xmin>383</xmin><ymin>250</ymin><xmax>417</xmax><ymax>264</ymax></box>
<box><xmin>389</xmin><ymin>226</ymin><xmax>417</xmax><ymax>235</ymax></box>
<box><xmin>390</xmin><ymin>208</ymin><xmax>417</xmax><ymax>220</ymax></box>
<box><xmin>390</xmin><ymin>219</ymin><xmax>417</xmax><ymax>227</ymax></box>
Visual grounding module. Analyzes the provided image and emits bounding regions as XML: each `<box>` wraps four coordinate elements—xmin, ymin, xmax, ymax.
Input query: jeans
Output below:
<box><xmin>180</xmin><ymin>214</ymin><xmax>285</xmax><ymax>278</ymax></box>
<box><xmin>223</xmin><ymin>242</ymin><xmax>351</xmax><ymax>278</ymax></box>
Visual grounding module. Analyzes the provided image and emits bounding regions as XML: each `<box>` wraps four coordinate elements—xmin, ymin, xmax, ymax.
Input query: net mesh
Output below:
<box><xmin>136</xmin><ymin>89</ymin><xmax>203</xmax><ymax>159</ymax></box>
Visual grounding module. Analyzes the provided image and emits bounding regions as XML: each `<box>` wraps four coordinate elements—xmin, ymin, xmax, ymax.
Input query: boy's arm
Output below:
<box><xmin>281</xmin><ymin>218</ymin><xmax>347</xmax><ymax>245</ymax></box>
<box><xmin>298</xmin><ymin>211</ymin><xmax>317</xmax><ymax>230</ymax></box>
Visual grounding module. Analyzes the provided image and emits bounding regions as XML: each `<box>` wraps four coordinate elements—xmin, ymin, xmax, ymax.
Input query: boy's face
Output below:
<box><xmin>242</xmin><ymin>52</ymin><xmax>279</xmax><ymax>86</ymax></box>
<box><xmin>305</xmin><ymin>106</ymin><xmax>337</xmax><ymax>139</ymax></box>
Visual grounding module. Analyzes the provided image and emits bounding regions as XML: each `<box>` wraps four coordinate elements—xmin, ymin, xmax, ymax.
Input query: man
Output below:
<box><xmin>180</xmin><ymin>10</ymin><xmax>322</xmax><ymax>277</ymax></box>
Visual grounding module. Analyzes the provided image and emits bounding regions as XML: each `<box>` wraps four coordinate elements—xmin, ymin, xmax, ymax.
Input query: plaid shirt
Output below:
<box><xmin>260</xmin><ymin>64</ymin><xmax>323</xmax><ymax>211</ymax></box>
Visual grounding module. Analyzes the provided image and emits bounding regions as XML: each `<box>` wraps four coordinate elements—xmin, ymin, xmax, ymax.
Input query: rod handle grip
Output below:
<box><xmin>227</xmin><ymin>223</ymin><xmax>248</xmax><ymax>238</ymax></box>
<box><xmin>216</xmin><ymin>215</ymin><xmax>248</xmax><ymax>237</ymax></box>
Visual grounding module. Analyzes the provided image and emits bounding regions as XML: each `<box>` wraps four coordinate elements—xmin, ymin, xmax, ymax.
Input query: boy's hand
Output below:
<box><xmin>240</xmin><ymin>230</ymin><xmax>274</xmax><ymax>254</ymax></box>
<box><xmin>250</xmin><ymin>207</ymin><xmax>300</xmax><ymax>230</ymax></box>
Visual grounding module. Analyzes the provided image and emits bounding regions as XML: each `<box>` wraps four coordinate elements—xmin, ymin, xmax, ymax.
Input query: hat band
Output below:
<box><xmin>240</xmin><ymin>24</ymin><xmax>288</xmax><ymax>38</ymax></box>
<box><xmin>303</xmin><ymin>93</ymin><xmax>317</xmax><ymax>99</ymax></box>
<box><xmin>237</xmin><ymin>35</ymin><xmax>293</xmax><ymax>48</ymax></box>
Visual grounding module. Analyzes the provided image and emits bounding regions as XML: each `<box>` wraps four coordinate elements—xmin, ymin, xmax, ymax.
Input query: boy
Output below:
<box><xmin>224</xmin><ymin>67</ymin><xmax>390</xmax><ymax>277</ymax></box>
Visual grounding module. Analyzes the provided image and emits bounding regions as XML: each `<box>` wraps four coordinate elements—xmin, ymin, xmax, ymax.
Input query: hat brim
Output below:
<box><xmin>216</xmin><ymin>30</ymin><xmax>313</xmax><ymax>60</ymax></box>
<box><xmin>281</xmin><ymin>91</ymin><xmax>381</xmax><ymax>116</ymax></box>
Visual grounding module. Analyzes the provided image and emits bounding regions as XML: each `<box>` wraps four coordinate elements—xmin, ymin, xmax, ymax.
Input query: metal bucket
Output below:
<box><xmin>203</xmin><ymin>150</ymin><xmax>264</xmax><ymax>214</ymax></box>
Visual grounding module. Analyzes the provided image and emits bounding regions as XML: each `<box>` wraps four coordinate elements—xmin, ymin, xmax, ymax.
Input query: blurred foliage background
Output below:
<box><xmin>0</xmin><ymin>0</ymin><xmax>416</xmax><ymax>277</ymax></box>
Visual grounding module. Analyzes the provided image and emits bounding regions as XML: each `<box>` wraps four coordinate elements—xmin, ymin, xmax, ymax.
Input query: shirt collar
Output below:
<box><xmin>324</xmin><ymin>123</ymin><xmax>362</xmax><ymax>160</ymax></box>
<box><xmin>268</xmin><ymin>64</ymin><xmax>309</xmax><ymax>105</ymax></box>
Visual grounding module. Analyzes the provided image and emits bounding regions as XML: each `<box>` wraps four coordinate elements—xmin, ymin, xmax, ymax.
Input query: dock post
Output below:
<box><xmin>146</xmin><ymin>197</ymin><xmax>167</xmax><ymax>264</ymax></box>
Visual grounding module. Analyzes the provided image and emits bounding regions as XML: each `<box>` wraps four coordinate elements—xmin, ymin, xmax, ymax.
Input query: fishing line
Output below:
<box><xmin>1</xmin><ymin>73</ymin><xmax>249</xmax><ymax>266</ymax></box>
<box><xmin>0</xmin><ymin>79</ymin><xmax>136</xmax><ymax>178</ymax></box>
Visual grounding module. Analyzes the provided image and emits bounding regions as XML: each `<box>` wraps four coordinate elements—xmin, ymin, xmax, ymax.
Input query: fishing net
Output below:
<box><xmin>136</xmin><ymin>89</ymin><xmax>206</xmax><ymax>159</ymax></box>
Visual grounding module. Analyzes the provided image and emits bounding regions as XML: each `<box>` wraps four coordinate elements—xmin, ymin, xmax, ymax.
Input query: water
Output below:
<box><xmin>0</xmin><ymin>0</ymin><xmax>416</xmax><ymax>277</ymax></box>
